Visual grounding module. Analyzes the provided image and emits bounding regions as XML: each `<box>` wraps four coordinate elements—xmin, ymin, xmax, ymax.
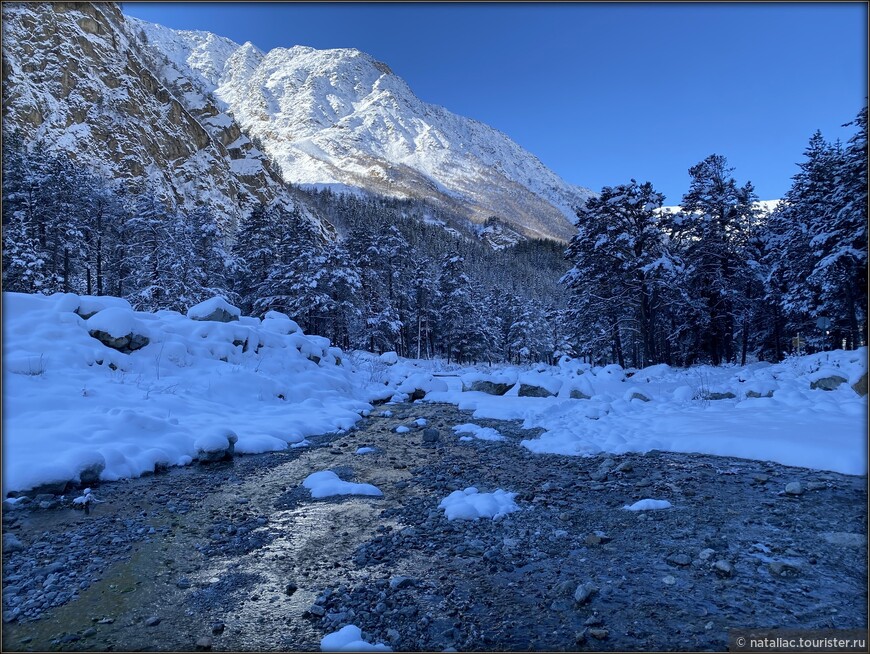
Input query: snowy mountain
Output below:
<box><xmin>1</xmin><ymin>2</ymin><xmax>325</xmax><ymax>234</ymax></box>
<box><xmin>127</xmin><ymin>17</ymin><xmax>593</xmax><ymax>242</ymax></box>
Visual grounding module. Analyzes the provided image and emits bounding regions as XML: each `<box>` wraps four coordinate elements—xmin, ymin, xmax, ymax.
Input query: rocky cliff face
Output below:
<box><xmin>128</xmin><ymin>17</ymin><xmax>592</xmax><ymax>242</ymax></box>
<box><xmin>1</xmin><ymin>2</ymin><xmax>324</xmax><ymax>234</ymax></box>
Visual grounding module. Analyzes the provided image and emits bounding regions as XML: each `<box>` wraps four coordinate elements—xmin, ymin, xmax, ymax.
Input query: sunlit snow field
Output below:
<box><xmin>3</xmin><ymin>292</ymin><xmax>866</xmax><ymax>497</ymax></box>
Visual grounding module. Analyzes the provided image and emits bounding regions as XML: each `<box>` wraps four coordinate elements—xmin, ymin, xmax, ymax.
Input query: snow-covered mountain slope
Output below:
<box><xmin>1</xmin><ymin>2</ymin><xmax>325</xmax><ymax>234</ymax></box>
<box><xmin>128</xmin><ymin>17</ymin><xmax>593</xmax><ymax>242</ymax></box>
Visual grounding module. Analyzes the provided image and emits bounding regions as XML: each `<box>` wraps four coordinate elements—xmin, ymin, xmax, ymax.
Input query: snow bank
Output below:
<box><xmin>303</xmin><ymin>470</ymin><xmax>382</xmax><ymax>498</ymax></box>
<box><xmin>421</xmin><ymin>349</ymin><xmax>867</xmax><ymax>475</ymax></box>
<box><xmin>320</xmin><ymin>625</ymin><xmax>392</xmax><ymax>652</ymax></box>
<box><xmin>438</xmin><ymin>487</ymin><xmax>520</xmax><ymax>521</ymax></box>
<box><xmin>3</xmin><ymin>292</ymin><xmax>375</xmax><ymax>494</ymax></box>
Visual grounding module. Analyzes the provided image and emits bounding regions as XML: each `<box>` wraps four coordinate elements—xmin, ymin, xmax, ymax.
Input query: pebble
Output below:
<box><xmin>662</xmin><ymin>575</ymin><xmax>676</xmax><ymax>585</ymax></box>
<box><xmin>211</xmin><ymin>622</ymin><xmax>225</xmax><ymax>635</ymax></box>
<box><xmin>573</xmin><ymin>582</ymin><xmax>598</xmax><ymax>605</ymax></box>
<box><xmin>144</xmin><ymin>616</ymin><xmax>161</xmax><ymax>627</ymax></box>
<box><xmin>667</xmin><ymin>553</ymin><xmax>692</xmax><ymax>566</ymax></box>
<box><xmin>285</xmin><ymin>582</ymin><xmax>298</xmax><ymax>596</ymax></box>
<box><xmin>3</xmin><ymin>533</ymin><xmax>26</xmax><ymax>553</ymax></box>
<box><xmin>588</xmin><ymin>628</ymin><xmax>609</xmax><ymax>640</ymax></box>
<box><xmin>195</xmin><ymin>636</ymin><xmax>213</xmax><ymax>650</ymax></box>
<box><xmin>698</xmin><ymin>548</ymin><xmax>715</xmax><ymax>560</ymax></box>
<box><xmin>308</xmin><ymin>604</ymin><xmax>326</xmax><ymax>617</ymax></box>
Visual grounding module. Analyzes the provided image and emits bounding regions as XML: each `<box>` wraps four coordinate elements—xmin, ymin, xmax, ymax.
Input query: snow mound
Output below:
<box><xmin>452</xmin><ymin>423</ymin><xmax>505</xmax><ymax>441</ymax></box>
<box><xmin>303</xmin><ymin>470</ymin><xmax>383</xmax><ymax>498</ymax></box>
<box><xmin>438</xmin><ymin>487</ymin><xmax>520</xmax><ymax>521</ymax></box>
<box><xmin>3</xmin><ymin>292</ymin><xmax>375</xmax><ymax>494</ymax></box>
<box><xmin>320</xmin><ymin>625</ymin><xmax>392</xmax><ymax>652</ymax></box>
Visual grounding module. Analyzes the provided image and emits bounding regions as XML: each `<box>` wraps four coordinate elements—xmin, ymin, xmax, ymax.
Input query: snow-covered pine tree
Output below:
<box><xmin>809</xmin><ymin>105</ymin><xmax>868</xmax><ymax>349</ymax></box>
<box><xmin>562</xmin><ymin>179</ymin><xmax>671</xmax><ymax>367</ymax></box>
<box><xmin>676</xmin><ymin>156</ymin><xmax>759</xmax><ymax>365</ymax></box>
<box><xmin>764</xmin><ymin>132</ymin><xmax>843</xmax><ymax>353</ymax></box>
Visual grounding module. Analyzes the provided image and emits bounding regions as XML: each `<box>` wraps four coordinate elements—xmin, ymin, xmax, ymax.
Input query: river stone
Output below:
<box><xmin>3</xmin><ymin>533</ymin><xmax>25</xmax><ymax>553</ymax></box>
<box><xmin>667</xmin><ymin>553</ymin><xmax>692</xmax><ymax>566</ymax></box>
<box><xmin>518</xmin><ymin>384</ymin><xmax>554</xmax><ymax>398</ymax></box>
<box><xmin>588</xmin><ymin>628</ymin><xmax>609</xmax><ymax>640</ymax></box>
<box><xmin>785</xmin><ymin>482</ymin><xmax>804</xmax><ymax>496</ymax></box>
<box><xmin>422</xmin><ymin>428</ymin><xmax>440</xmax><ymax>444</ymax></box>
<box><xmin>810</xmin><ymin>375</ymin><xmax>847</xmax><ymax>391</ymax></box>
<box><xmin>144</xmin><ymin>616</ymin><xmax>161</xmax><ymax>627</ymax></box>
<box><xmin>195</xmin><ymin>636</ymin><xmax>213</xmax><ymax>651</ymax></box>
<box><xmin>574</xmin><ymin>582</ymin><xmax>598</xmax><ymax>605</ymax></box>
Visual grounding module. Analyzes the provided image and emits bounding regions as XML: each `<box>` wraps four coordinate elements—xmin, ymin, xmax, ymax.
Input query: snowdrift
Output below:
<box><xmin>2</xmin><ymin>292</ymin><xmax>373</xmax><ymax>494</ymax></box>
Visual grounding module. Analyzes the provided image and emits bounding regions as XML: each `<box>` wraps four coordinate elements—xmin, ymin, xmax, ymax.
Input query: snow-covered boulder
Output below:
<box><xmin>194</xmin><ymin>429</ymin><xmax>238</xmax><ymax>463</ymax></box>
<box><xmin>397</xmin><ymin>373</ymin><xmax>448</xmax><ymax>401</ymax></box>
<box><xmin>86</xmin><ymin>307</ymin><xmax>150</xmax><ymax>353</ymax></box>
<box><xmin>809</xmin><ymin>370</ymin><xmax>848</xmax><ymax>391</ymax></box>
<box><xmin>517</xmin><ymin>372</ymin><xmax>562</xmax><ymax>398</ymax></box>
<box><xmin>186</xmin><ymin>297</ymin><xmax>240</xmax><ymax>323</ymax></box>
<box><xmin>303</xmin><ymin>470</ymin><xmax>382</xmax><ymax>498</ymax></box>
<box><xmin>379</xmin><ymin>351</ymin><xmax>399</xmax><ymax>365</ymax></box>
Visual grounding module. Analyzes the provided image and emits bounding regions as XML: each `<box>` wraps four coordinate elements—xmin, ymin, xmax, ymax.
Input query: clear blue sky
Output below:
<box><xmin>122</xmin><ymin>2</ymin><xmax>867</xmax><ymax>202</ymax></box>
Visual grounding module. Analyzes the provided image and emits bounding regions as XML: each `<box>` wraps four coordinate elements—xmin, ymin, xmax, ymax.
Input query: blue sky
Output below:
<box><xmin>122</xmin><ymin>2</ymin><xmax>867</xmax><ymax>202</ymax></box>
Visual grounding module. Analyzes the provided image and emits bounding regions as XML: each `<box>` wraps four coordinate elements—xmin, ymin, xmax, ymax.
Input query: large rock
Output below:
<box><xmin>851</xmin><ymin>372</ymin><xmax>867</xmax><ymax>396</ymax></box>
<box><xmin>466</xmin><ymin>380</ymin><xmax>514</xmax><ymax>396</ymax></box>
<box><xmin>810</xmin><ymin>375</ymin><xmax>847</xmax><ymax>391</ymax></box>
<box><xmin>518</xmin><ymin>384</ymin><xmax>555</xmax><ymax>398</ymax></box>
<box><xmin>195</xmin><ymin>431</ymin><xmax>239</xmax><ymax>463</ymax></box>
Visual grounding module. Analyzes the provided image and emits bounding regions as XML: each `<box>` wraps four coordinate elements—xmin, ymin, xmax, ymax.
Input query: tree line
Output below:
<box><xmin>3</xmin><ymin>105</ymin><xmax>865</xmax><ymax>368</ymax></box>
<box><xmin>562</xmin><ymin>106</ymin><xmax>867</xmax><ymax>367</ymax></box>
<box><xmin>1</xmin><ymin>136</ymin><xmax>570</xmax><ymax>364</ymax></box>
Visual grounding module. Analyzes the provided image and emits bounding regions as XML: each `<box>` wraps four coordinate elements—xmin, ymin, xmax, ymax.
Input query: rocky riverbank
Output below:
<box><xmin>2</xmin><ymin>402</ymin><xmax>867</xmax><ymax>651</ymax></box>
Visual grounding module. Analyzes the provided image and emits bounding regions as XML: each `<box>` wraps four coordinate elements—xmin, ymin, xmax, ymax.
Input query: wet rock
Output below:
<box><xmin>810</xmin><ymin>375</ymin><xmax>847</xmax><ymax>391</ymax></box>
<box><xmin>285</xmin><ymin>582</ymin><xmax>298</xmax><ymax>596</ymax></box>
<box><xmin>574</xmin><ymin>582</ymin><xmax>598</xmax><ymax>605</ymax></box>
<box><xmin>211</xmin><ymin>622</ymin><xmax>225</xmax><ymax>635</ymax></box>
<box><xmin>785</xmin><ymin>482</ymin><xmax>804</xmax><ymax>496</ymax></box>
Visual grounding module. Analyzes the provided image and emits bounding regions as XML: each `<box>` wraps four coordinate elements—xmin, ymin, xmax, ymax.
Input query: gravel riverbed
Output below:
<box><xmin>2</xmin><ymin>401</ymin><xmax>867</xmax><ymax>651</ymax></box>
